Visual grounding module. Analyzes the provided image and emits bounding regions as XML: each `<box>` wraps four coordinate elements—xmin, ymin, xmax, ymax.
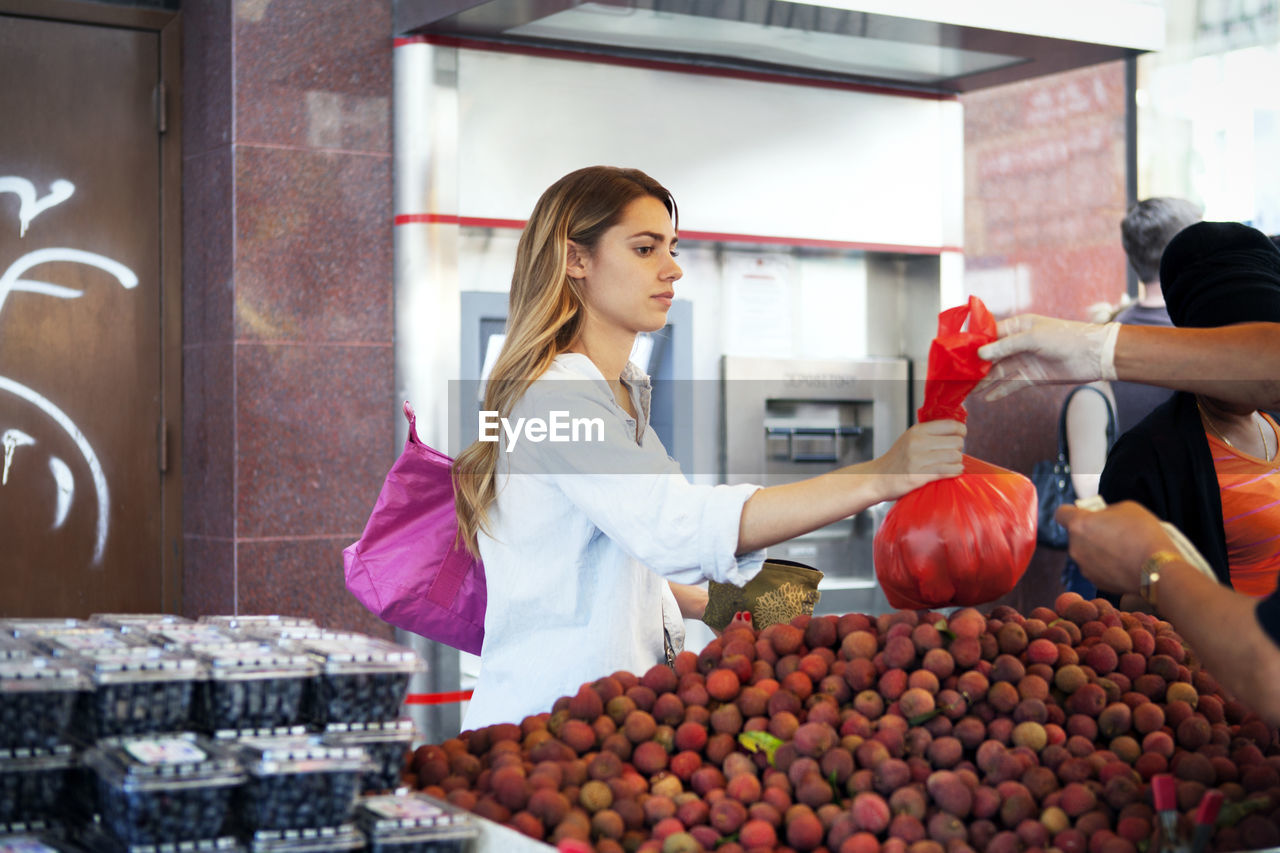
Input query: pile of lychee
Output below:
<box><xmin>407</xmin><ymin>593</ymin><xmax>1280</xmax><ymax>853</ymax></box>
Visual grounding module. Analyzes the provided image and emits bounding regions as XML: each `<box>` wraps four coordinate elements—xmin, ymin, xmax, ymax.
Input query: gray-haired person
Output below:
<box><xmin>1112</xmin><ymin>197</ymin><xmax>1203</xmax><ymax>433</ymax></box>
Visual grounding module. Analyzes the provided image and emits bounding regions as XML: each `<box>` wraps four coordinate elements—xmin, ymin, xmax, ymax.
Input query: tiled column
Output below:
<box><xmin>182</xmin><ymin>0</ymin><xmax>396</xmax><ymax>635</ymax></box>
<box><xmin>960</xmin><ymin>61</ymin><xmax>1131</xmax><ymax>610</ymax></box>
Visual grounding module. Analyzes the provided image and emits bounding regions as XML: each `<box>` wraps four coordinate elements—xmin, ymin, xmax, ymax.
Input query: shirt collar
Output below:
<box><xmin>554</xmin><ymin>352</ymin><xmax>653</xmax><ymax>427</ymax></box>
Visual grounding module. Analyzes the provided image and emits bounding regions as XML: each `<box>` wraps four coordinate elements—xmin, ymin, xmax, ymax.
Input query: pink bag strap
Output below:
<box><xmin>427</xmin><ymin>546</ymin><xmax>474</xmax><ymax>608</ymax></box>
<box><xmin>403</xmin><ymin>400</ymin><xmax>421</xmax><ymax>445</ymax></box>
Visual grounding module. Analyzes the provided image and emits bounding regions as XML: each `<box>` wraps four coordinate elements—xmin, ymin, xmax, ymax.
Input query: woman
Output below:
<box><xmin>451</xmin><ymin>166</ymin><xmax>965</xmax><ymax>729</ymax></box>
<box><xmin>1099</xmin><ymin>221</ymin><xmax>1280</xmax><ymax>597</ymax></box>
<box><xmin>1059</xmin><ymin>300</ymin><xmax>1122</xmax><ymax>598</ymax></box>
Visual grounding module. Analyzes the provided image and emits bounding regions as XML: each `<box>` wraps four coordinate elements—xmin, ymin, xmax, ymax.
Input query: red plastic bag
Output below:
<box><xmin>873</xmin><ymin>296</ymin><xmax>1037</xmax><ymax>610</ymax></box>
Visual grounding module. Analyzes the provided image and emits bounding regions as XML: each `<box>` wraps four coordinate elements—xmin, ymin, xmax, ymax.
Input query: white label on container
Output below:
<box><xmin>365</xmin><ymin>796</ymin><xmax>444</xmax><ymax>820</ymax></box>
<box><xmin>125</xmin><ymin>737</ymin><xmax>208</xmax><ymax>765</ymax></box>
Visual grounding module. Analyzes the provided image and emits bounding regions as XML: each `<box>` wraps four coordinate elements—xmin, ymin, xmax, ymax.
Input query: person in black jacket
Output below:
<box><xmin>1098</xmin><ymin>221</ymin><xmax>1280</xmax><ymax>589</ymax></box>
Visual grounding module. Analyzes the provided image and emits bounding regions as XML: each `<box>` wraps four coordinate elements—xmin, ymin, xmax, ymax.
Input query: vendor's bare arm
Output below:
<box><xmin>1059</xmin><ymin>501</ymin><xmax>1280</xmax><ymax>727</ymax></box>
<box><xmin>1147</xmin><ymin>558</ymin><xmax>1280</xmax><ymax>728</ymax></box>
<box><xmin>1116</xmin><ymin>324</ymin><xmax>1280</xmax><ymax>409</ymax></box>
<box><xmin>736</xmin><ymin>465</ymin><xmax>890</xmax><ymax>555</ymax></box>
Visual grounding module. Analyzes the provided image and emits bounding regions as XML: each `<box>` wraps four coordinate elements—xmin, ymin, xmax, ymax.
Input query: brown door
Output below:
<box><xmin>0</xmin><ymin>8</ymin><xmax>178</xmax><ymax>617</ymax></box>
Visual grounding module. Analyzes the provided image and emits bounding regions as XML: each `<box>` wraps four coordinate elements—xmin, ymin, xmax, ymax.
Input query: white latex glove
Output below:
<box><xmin>974</xmin><ymin>314</ymin><xmax>1120</xmax><ymax>401</ymax></box>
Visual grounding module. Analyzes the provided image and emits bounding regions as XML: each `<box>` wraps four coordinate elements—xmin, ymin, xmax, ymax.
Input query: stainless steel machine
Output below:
<box><xmin>721</xmin><ymin>356</ymin><xmax>911</xmax><ymax>615</ymax></box>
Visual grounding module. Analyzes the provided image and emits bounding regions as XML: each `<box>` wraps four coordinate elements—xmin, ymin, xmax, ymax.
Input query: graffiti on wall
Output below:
<box><xmin>0</xmin><ymin>177</ymin><xmax>75</xmax><ymax>238</ymax></box>
<box><xmin>1</xmin><ymin>176</ymin><xmax>138</xmax><ymax>565</ymax></box>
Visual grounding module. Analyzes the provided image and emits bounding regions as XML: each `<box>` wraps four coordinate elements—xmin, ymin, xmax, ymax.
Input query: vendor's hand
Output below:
<box><xmin>974</xmin><ymin>315</ymin><xmax>1120</xmax><ymax>401</ymax></box>
<box><xmin>1054</xmin><ymin>501</ymin><xmax>1179</xmax><ymax>596</ymax></box>
<box><xmin>871</xmin><ymin>419</ymin><xmax>966</xmax><ymax>501</ymax></box>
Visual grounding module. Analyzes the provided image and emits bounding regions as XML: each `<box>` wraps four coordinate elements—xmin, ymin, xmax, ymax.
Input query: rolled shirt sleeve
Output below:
<box><xmin>696</xmin><ymin>480</ymin><xmax>767</xmax><ymax>586</ymax></box>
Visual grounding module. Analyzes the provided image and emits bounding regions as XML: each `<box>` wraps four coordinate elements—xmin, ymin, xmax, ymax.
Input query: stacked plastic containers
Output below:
<box><xmin>237</xmin><ymin>624</ymin><xmax>422</xmax><ymax>799</ymax></box>
<box><xmin>0</xmin><ymin>614</ymin><xmax>473</xmax><ymax>853</ymax></box>
<box><xmin>204</xmin><ymin>620</ymin><xmax>431</xmax><ymax>853</ymax></box>
<box><xmin>209</xmin><ymin>617</ymin><xmax>450</xmax><ymax>850</ymax></box>
<box><xmin>2</xmin><ymin>615</ymin><xmax>241</xmax><ymax>851</ymax></box>
<box><xmin>0</xmin><ymin>630</ymin><xmax>86</xmax><ymax>837</ymax></box>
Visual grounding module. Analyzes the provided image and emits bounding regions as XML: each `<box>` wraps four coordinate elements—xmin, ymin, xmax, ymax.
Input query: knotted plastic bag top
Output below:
<box><xmin>916</xmin><ymin>294</ymin><xmax>996</xmax><ymax>424</ymax></box>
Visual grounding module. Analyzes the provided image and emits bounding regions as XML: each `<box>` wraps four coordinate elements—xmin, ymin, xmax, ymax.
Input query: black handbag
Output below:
<box><xmin>1032</xmin><ymin>385</ymin><xmax>1116</xmax><ymax>548</ymax></box>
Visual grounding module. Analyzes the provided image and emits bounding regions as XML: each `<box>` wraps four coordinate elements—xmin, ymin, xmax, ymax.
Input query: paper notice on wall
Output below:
<box><xmin>723</xmin><ymin>254</ymin><xmax>795</xmax><ymax>358</ymax></box>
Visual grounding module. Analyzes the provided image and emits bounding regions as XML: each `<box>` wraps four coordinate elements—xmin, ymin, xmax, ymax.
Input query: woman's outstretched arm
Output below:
<box><xmin>736</xmin><ymin>419</ymin><xmax>966</xmax><ymax>555</ymax></box>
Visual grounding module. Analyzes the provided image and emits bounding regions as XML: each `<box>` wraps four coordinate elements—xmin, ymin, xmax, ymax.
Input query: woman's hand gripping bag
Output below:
<box><xmin>873</xmin><ymin>296</ymin><xmax>1037</xmax><ymax>610</ymax></box>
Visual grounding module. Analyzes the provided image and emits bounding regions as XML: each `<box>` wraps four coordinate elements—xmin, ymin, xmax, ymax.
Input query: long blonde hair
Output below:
<box><xmin>453</xmin><ymin>166</ymin><xmax>677</xmax><ymax>555</ymax></box>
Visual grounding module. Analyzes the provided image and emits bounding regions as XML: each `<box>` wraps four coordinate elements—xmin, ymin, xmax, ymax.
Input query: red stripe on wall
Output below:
<box><xmin>393</xmin><ymin>34</ymin><xmax>958</xmax><ymax>102</ymax></box>
<box><xmin>394</xmin><ymin>213</ymin><xmax>526</xmax><ymax>229</ymax></box>
<box><xmin>395</xmin><ymin>213</ymin><xmax>961</xmax><ymax>255</ymax></box>
<box><xmin>679</xmin><ymin>229</ymin><xmax>962</xmax><ymax>255</ymax></box>
<box><xmin>405</xmin><ymin>690</ymin><xmax>474</xmax><ymax>705</ymax></box>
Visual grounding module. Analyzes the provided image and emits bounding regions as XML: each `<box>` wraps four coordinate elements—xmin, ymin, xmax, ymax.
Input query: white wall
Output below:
<box><xmin>453</xmin><ymin>49</ymin><xmax>963</xmax><ymax>248</ymax></box>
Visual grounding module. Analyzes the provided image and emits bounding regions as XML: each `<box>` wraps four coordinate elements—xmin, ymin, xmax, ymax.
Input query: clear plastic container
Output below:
<box><xmin>242</xmin><ymin>626</ymin><xmax>329</xmax><ymax>645</ymax></box>
<box><xmin>83</xmin><ymin>733</ymin><xmax>245</xmax><ymax>845</ymax></box>
<box><xmin>142</xmin><ymin>627</ymin><xmax>238</xmax><ymax>653</ymax></box>
<box><xmin>0</xmin><ymin>832</ymin><xmax>81</xmax><ymax>853</ymax></box>
<box><xmin>197</xmin><ymin>617</ymin><xmax>316</xmax><ymax>636</ymax></box>
<box><xmin>71</xmin><ymin>646</ymin><xmax>204</xmax><ymax>740</ymax></box>
<box><xmin>0</xmin><ymin>746</ymin><xmax>75</xmax><ymax>827</ymax></box>
<box><xmin>354</xmin><ymin>793</ymin><xmax>476</xmax><ymax>853</ymax></box>
<box><xmin>245</xmin><ymin>825</ymin><xmax>364</xmax><ymax>853</ymax></box>
<box><xmin>189</xmin><ymin>643</ymin><xmax>317</xmax><ymax>734</ymax></box>
<box><xmin>0</xmin><ymin>636</ymin><xmax>38</xmax><ymax>663</ymax></box>
<box><xmin>89</xmin><ymin>614</ymin><xmax>195</xmax><ymax>635</ymax></box>
<box><xmin>298</xmin><ymin>636</ymin><xmax>422</xmax><ymax>726</ymax></box>
<box><xmin>227</xmin><ymin>735</ymin><xmax>370</xmax><ymax>834</ymax></box>
<box><xmin>77</xmin><ymin>824</ymin><xmax>244</xmax><ymax>853</ymax></box>
<box><xmin>0</xmin><ymin>619</ymin><xmax>86</xmax><ymax>640</ymax></box>
<box><xmin>28</xmin><ymin>629</ymin><xmax>142</xmax><ymax>659</ymax></box>
<box><xmin>0</xmin><ymin>659</ymin><xmax>88</xmax><ymax>749</ymax></box>
<box><xmin>320</xmin><ymin>719</ymin><xmax>414</xmax><ymax>793</ymax></box>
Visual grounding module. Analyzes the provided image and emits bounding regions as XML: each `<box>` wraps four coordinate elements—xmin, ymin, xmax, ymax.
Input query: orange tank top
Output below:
<box><xmin>1206</xmin><ymin>412</ymin><xmax>1280</xmax><ymax>598</ymax></box>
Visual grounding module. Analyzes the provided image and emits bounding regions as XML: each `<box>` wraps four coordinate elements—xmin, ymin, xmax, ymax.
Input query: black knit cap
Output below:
<box><xmin>1161</xmin><ymin>220</ymin><xmax>1280</xmax><ymax>328</ymax></box>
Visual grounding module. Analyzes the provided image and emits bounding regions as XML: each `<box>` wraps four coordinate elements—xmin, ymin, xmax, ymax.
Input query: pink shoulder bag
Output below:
<box><xmin>343</xmin><ymin>402</ymin><xmax>487</xmax><ymax>655</ymax></box>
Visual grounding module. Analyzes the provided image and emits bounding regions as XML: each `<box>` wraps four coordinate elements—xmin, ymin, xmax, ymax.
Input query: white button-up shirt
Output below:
<box><xmin>462</xmin><ymin>353</ymin><xmax>765</xmax><ymax>729</ymax></box>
